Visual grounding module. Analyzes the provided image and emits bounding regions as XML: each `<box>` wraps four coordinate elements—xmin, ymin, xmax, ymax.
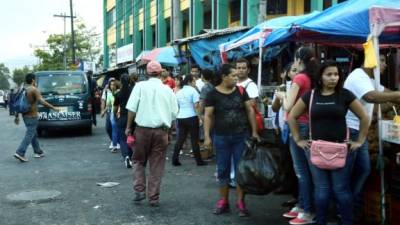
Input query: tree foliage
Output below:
<box><xmin>13</xmin><ymin>66</ymin><xmax>31</xmax><ymax>85</ymax></box>
<box><xmin>0</xmin><ymin>63</ymin><xmax>10</xmax><ymax>90</ymax></box>
<box><xmin>34</xmin><ymin>19</ymin><xmax>101</xmax><ymax>71</ymax></box>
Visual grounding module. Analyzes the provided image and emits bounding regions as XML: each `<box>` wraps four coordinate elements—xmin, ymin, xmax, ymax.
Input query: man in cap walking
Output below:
<box><xmin>125</xmin><ymin>60</ymin><xmax>178</xmax><ymax>206</ymax></box>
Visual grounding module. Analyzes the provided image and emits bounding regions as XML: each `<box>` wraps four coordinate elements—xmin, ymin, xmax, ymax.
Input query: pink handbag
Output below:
<box><xmin>308</xmin><ymin>90</ymin><xmax>348</xmax><ymax>170</ymax></box>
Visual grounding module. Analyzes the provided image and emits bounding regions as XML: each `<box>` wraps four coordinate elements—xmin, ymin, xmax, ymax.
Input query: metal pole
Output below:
<box><xmin>372</xmin><ymin>34</ymin><xmax>386</xmax><ymax>225</ymax></box>
<box><xmin>70</xmin><ymin>0</ymin><xmax>76</xmax><ymax>65</ymax></box>
<box><xmin>63</xmin><ymin>14</ymin><xmax>67</xmax><ymax>70</ymax></box>
<box><xmin>257</xmin><ymin>33</ymin><xmax>262</xmax><ymax>91</ymax></box>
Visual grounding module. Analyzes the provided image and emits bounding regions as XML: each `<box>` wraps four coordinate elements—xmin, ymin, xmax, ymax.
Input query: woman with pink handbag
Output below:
<box><xmin>288</xmin><ymin>60</ymin><xmax>369</xmax><ymax>225</ymax></box>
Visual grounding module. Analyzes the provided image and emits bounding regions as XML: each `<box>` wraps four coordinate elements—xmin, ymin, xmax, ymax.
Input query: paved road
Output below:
<box><xmin>0</xmin><ymin>108</ymin><xmax>290</xmax><ymax>225</ymax></box>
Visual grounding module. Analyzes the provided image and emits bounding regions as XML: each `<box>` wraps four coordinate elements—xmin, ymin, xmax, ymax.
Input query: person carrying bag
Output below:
<box><xmin>288</xmin><ymin>60</ymin><xmax>369</xmax><ymax>225</ymax></box>
<box><xmin>308</xmin><ymin>89</ymin><xmax>349</xmax><ymax>170</ymax></box>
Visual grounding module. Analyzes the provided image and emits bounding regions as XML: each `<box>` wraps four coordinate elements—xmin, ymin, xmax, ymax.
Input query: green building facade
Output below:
<box><xmin>103</xmin><ymin>0</ymin><xmax>346</xmax><ymax>69</ymax></box>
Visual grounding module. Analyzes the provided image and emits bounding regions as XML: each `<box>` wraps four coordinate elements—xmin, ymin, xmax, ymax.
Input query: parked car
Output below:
<box><xmin>35</xmin><ymin>71</ymin><xmax>94</xmax><ymax>135</ymax></box>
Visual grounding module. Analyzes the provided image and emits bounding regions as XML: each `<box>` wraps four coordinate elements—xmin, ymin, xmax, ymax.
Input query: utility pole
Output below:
<box><xmin>259</xmin><ymin>0</ymin><xmax>267</xmax><ymax>23</ymax></box>
<box><xmin>70</xmin><ymin>0</ymin><xmax>76</xmax><ymax>65</ymax></box>
<box><xmin>54</xmin><ymin>13</ymin><xmax>76</xmax><ymax>70</ymax></box>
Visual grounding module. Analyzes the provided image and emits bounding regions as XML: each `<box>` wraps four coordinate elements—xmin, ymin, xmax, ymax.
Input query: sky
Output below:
<box><xmin>0</xmin><ymin>0</ymin><xmax>103</xmax><ymax>72</ymax></box>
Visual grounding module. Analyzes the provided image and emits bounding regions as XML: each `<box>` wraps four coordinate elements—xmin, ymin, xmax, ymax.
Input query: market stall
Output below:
<box><xmin>219</xmin><ymin>0</ymin><xmax>400</xmax><ymax>223</ymax></box>
<box><xmin>251</xmin><ymin>0</ymin><xmax>400</xmax><ymax>223</ymax></box>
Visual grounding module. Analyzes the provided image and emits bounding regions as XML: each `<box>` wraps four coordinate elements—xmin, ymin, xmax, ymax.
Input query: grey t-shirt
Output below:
<box><xmin>200</xmin><ymin>82</ymin><xmax>214</xmax><ymax>100</ymax></box>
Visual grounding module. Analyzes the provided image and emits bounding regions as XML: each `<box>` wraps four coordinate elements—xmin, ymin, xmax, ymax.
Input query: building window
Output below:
<box><xmin>323</xmin><ymin>0</ymin><xmax>332</xmax><ymax>9</ymax></box>
<box><xmin>165</xmin><ymin>18</ymin><xmax>171</xmax><ymax>44</ymax></box>
<box><xmin>152</xmin><ymin>25</ymin><xmax>156</xmax><ymax>48</ymax></box>
<box><xmin>304</xmin><ymin>0</ymin><xmax>311</xmax><ymax>13</ymax></box>
<box><xmin>267</xmin><ymin>0</ymin><xmax>287</xmax><ymax>15</ymax></box>
<box><xmin>204</xmin><ymin>10</ymin><xmax>211</xmax><ymax>30</ymax></box>
<box><xmin>108</xmin><ymin>7</ymin><xmax>116</xmax><ymax>28</ymax></box>
<box><xmin>230</xmin><ymin>1</ymin><xmax>240</xmax><ymax>23</ymax></box>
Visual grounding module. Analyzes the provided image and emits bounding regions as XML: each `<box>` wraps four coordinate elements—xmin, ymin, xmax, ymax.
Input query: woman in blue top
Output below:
<box><xmin>172</xmin><ymin>75</ymin><xmax>206</xmax><ymax>166</ymax></box>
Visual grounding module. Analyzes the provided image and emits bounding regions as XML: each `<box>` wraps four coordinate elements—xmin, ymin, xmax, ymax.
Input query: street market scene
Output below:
<box><xmin>1</xmin><ymin>0</ymin><xmax>400</xmax><ymax>225</ymax></box>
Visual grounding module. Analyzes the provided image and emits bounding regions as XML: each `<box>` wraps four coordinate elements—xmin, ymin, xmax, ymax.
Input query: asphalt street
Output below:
<box><xmin>0</xmin><ymin>108</ymin><xmax>290</xmax><ymax>225</ymax></box>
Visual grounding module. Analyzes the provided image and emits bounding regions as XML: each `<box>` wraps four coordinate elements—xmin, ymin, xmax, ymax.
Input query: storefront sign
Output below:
<box><xmin>117</xmin><ymin>44</ymin><xmax>134</xmax><ymax>64</ymax></box>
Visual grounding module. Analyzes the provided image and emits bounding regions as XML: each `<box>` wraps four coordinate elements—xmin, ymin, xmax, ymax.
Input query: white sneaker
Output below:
<box><xmin>116</xmin><ymin>143</ymin><xmax>120</xmax><ymax>149</ymax></box>
<box><xmin>109</xmin><ymin>142</ymin><xmax>113</xmax><ymax>149</ymax></box>
<box><xmin>283</xmin><ymin>206</ymin><xmax>302</xmax><ymax>218</ymax></box>
<box><xmin>289</xmin><ymin>212</ymin><xmax>315</xmax><ymax>225</ymax></box>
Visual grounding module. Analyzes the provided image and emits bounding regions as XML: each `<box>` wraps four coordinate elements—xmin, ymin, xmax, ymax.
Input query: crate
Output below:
<box><xmin>381</xmin><ymin>120</ymin><xmax>400</xmax><ymax>144</ymax></box>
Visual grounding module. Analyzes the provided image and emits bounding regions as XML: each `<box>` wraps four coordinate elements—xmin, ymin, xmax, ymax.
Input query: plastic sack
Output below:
<box><xmin>237</xmin><ymin>139</ymin><xmax>283</xmax><ymax>195</ymax></box>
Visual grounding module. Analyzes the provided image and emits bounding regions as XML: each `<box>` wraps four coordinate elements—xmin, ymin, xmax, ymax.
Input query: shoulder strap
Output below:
<box><xmin>308</xmin><ymin>90</ymin><xmax>314</xmax><ymax>140</ymax></box>
<box><xmin>244</xmin><ymin>80</ymin><xmax>254</xmax><ymax>90</ymax></box>
<box><xmin>238</xmin><ymin>86</ymin><xmax>245</xmax><ymax>95</ymax></box>
<box><xmin>308</xmin><ymin>90</ymin><xmax>349</xmax><ymax>142</ymax></box>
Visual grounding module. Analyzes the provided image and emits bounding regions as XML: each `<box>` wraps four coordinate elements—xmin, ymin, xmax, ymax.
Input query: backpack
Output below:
<box><xmin>10</xmin><ymin>88</ymin><xmax>31</xmax><ymax>114</ymax></box>
<box><xmin>237</xmin><ymin>86</ymin><xmax>264</xmax><ymax>133</ymax></box>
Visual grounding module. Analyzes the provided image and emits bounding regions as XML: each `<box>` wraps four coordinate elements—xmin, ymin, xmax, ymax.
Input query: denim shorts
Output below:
<box><xmin>213</xmin><ymin>132</ymin><xmax>248</xmax><ymax>187</ymax></box>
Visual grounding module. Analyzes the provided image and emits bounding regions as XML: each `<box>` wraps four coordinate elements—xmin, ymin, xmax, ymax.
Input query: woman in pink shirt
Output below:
<box><xmin>276</xmin><ymin>46</ymin><xmax>318</xmax><ymax>225</ymax></box>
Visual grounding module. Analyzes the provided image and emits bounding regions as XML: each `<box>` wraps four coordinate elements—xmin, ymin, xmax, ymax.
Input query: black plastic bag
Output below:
<box><xmin>237</xmin><ymin>138</ymin><xmax>283</xmax><ymax>195</ymax></box>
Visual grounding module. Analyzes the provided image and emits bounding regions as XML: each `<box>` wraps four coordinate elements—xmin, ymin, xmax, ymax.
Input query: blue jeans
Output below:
<box><xmin>289</xmin><ymin>123</ymin><xmax>313</xmax><ymax>213</ymax></box>
<box><xmin>117</xmin><ymin>114</ymin><xmax>132</xmax><ymax>159</ymax></box>
<box><xmin>349</xmin><ymin>128</ymin><xmax>370</xmax><ymax>210</ymax></box>
<box><xmin>214</xmin><ymin>133</ymin><xmax>248</xmax><ymax>187</ymax></box>
<box><xmin>105</xmin><ymin>112</ymin><xmax>112</xmax><ymax>140</ymax></box>
<box><xmin>110</xmin><ymin>112</ymin><xmax>119</xmax><ymax>147</ymax></box>
<box><xmin>306</xmin><ymin>150</ymin><xmax>356</xmax><ymax>225</ymax></box>
<box><xmin>16</xmin><ymin>117</ymin><xmax>43</xmax><ymax>156</ymax></box>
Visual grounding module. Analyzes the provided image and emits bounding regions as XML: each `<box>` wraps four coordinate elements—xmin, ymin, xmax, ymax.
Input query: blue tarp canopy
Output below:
<box><xmin>296</xmin><ymin>0</ymin><xmax>400</xmax><ymax>44</ymax></box>
<box><xmin>188</xmin><ymin>31</ymin><xmax>246</xmax><ymax>70</ymax></box>
<box><xmin>221</xmin><ymin>11</ymin><xmax>320</xmax><ymax>55</ymax></box>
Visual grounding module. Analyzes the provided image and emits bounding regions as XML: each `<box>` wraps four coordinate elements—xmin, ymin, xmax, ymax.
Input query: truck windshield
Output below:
<box><xmin>37</xmin><ymin>73</ymin><xmax>87</xmax><ymax>95</ymax></box>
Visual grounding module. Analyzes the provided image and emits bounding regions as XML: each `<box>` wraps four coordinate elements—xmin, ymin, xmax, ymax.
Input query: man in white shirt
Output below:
<box><xmin>191</xmin><ymin>65</ymin><xmax>204</xmax><ymax>92</ymax></box>
<box><xmin>344</xmin><ymin>54</ymin><xmax>400</xmax><ymax>217</ymax></box>
<box><xmin>236</xmin><ymin>58</ymin><xmax>259</xmax><ymax>101</ymax></box>
<box><xmin>125</xmin><ymin>60</ymin><xmax>178</xmax><ymax>207</ymax></box>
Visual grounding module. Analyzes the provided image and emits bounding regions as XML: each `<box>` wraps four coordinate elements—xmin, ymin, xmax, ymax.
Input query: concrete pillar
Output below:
<box><xmin>157</xmin><ymin>0</ymin><xmax>167</xmax><ymax>47</ymax></box>
<box><xmin>190</xmin><ymin>0</ymin><xmax>203</xmax><ymax>36</ymax></box>
<box><xmin>124</xmin><ymin>0</ymin><xmax>132</xmax><ymax>45</ymax></box>
<box><xmin>311</xmin><ymin>0</ymin><xmax>324</xmax><ymax>11</ymax></box>
<box><xmin>172</xmin><ymin>0</ymin><xmax>182</xmax><ymax>40</ymax></box>
<box><xmin>211</xmin><ymin>0</ymin><xmax>229</xmax><ymax>29</ymax></box>
<box><xmin>133</xmin><ymin>0</ymin><xmax>142</xmax><ymax>57</ymax></box>
<box><xmin>116</xmin><ymin>0</ymin><xmax>122</xmax><ymax>47</ymax></box>
<box><xmin>103</xmin><ymin>0</ymin><xmax>109</xmax><ymax>68</ymax></box>
<box><xmin>247</xmin><ymin>0</ymin><xmax>260</xmax><ymax>26</ymax></box>
<box><xmin>144</xmin><ymin>0</ymin><xmax>153</xmax><ymax>50</ymax></box>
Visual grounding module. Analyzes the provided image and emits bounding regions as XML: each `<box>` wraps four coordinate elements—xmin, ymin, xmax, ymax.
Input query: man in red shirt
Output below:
<box><xmin>161</xmin><ymin>70</ymin><xmax>176</xmax><ymax>89</ymax></box>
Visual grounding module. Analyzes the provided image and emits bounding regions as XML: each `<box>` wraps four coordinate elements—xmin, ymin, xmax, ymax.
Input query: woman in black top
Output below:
<box><xmin>114</xmin><ymin>74</ymin><xmax>134</xmax><ymax>168</ymax></box>
<box><xmin>288</xmin><ymin>60</ymin><xmax>369</xmax><ymax>225</ymax></box>
<box><xmin>204</xmin><ymin>64</ymin><xmax>260</xmax><ymax>217</ymax></box>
